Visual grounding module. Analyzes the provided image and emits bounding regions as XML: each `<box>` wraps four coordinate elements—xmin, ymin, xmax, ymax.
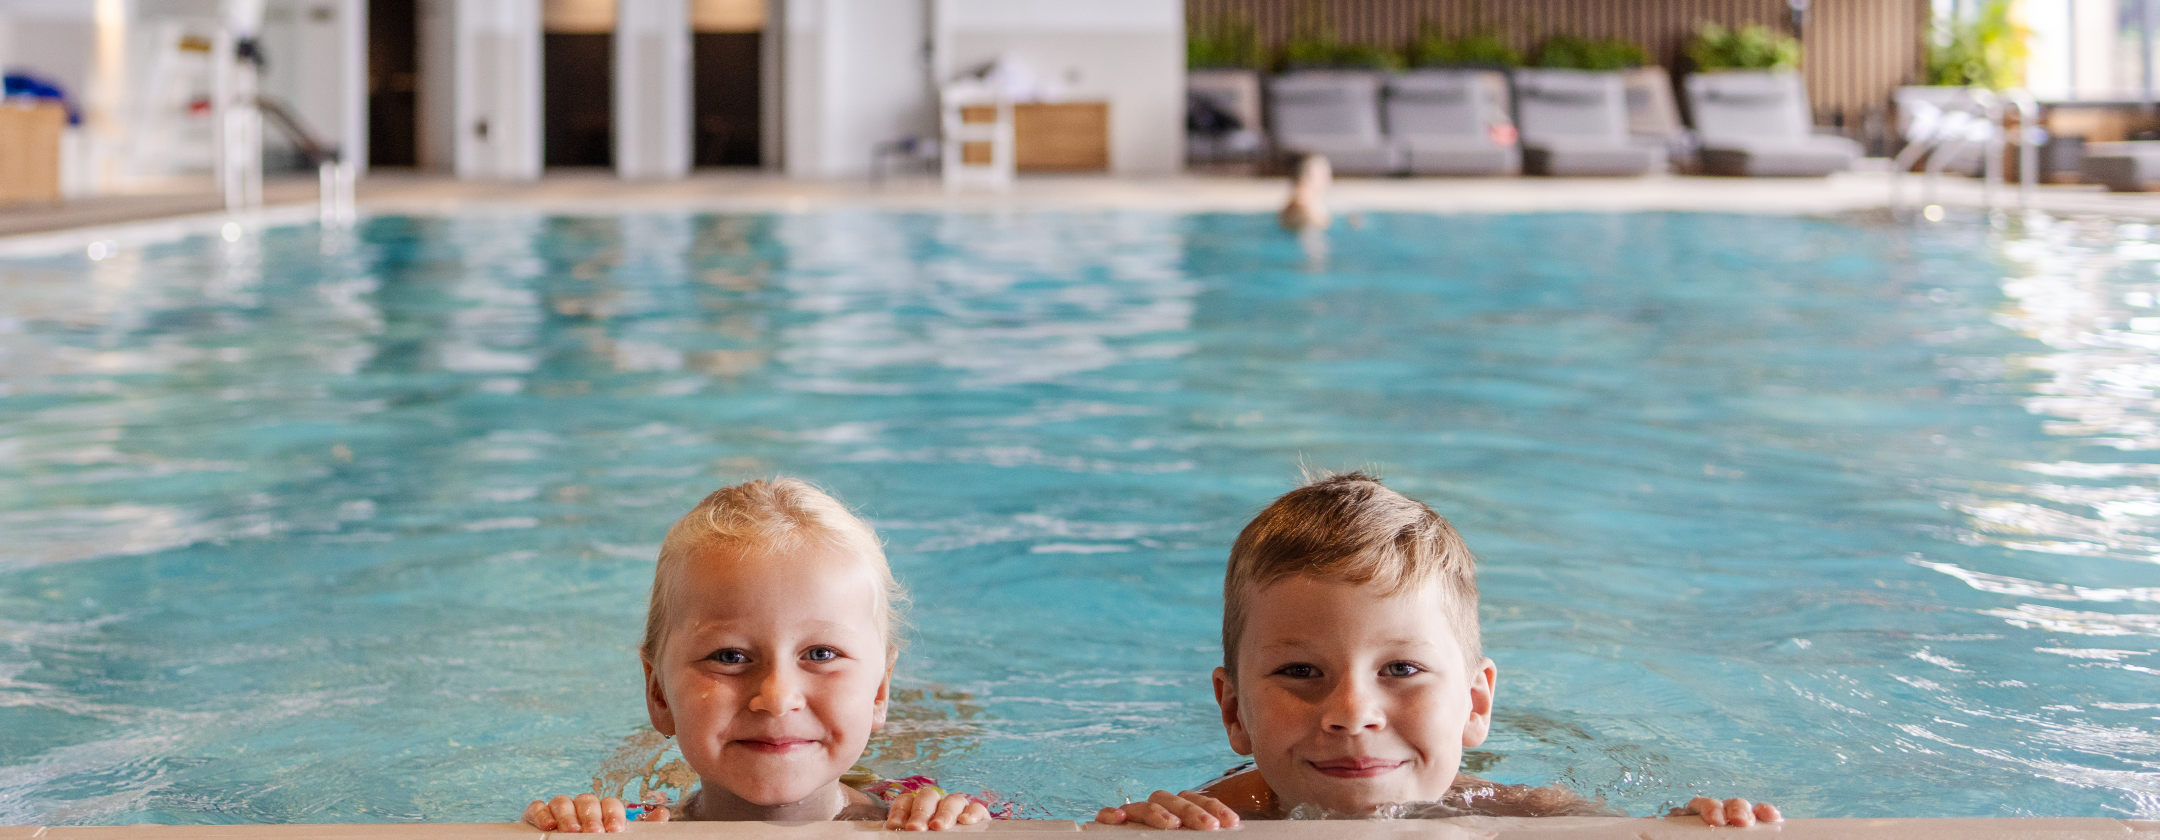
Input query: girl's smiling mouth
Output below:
<box><xmin>1308</xmin><ymin>757</ymin><xmax>1407</xmax><ymax>778</ymax></box>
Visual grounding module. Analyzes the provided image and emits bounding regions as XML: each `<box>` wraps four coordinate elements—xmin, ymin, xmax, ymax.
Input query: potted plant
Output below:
<box><xmin>1406</xmin><ymin>25</ymin><xmax>1524</xmax><ymax>70</ymax></box>
<box><xmin>1536</xmin><ymin>35</ymin><xmax>1650</xmax><ymax>71</ymax></box>
<box><xmin>1686</xmin><ymin>23</ymin><xmax>1800</xmax><ymax>73</ymax></box>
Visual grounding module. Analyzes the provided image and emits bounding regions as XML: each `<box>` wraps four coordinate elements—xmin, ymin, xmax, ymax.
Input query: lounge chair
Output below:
<box><xmin>2081</xmin><ymin>142</ymin><xmax>2160</xmax><ymax>191</ymax></box>
<box><xmin>1622</xmin><ymin>67</ymin><xmax>1689</xmax><ymax>172</ymax></box>
<box><xmin>1267</xmin><ymin>71</ymin><xmax>1398</xmax><ymax>175</ymax></box>
<box><xmin>1685</xmin><ymin>71</ymin><xmax>1860</xmax><ymax>177</ymax></box>
<box><xmin>1383</xmin><ymin>70</ymin><xmax>1519</xmax><ymax>176</ymax></box>
<box><xmin>1511</xmin><ymin>68</ymin><xmax>1662</xmax><ymax>176</ymax></box>
<box><xmin>1188</xmin><ymin>69</ymin><xmax>1265</xmax><ymax>163</ymax></box>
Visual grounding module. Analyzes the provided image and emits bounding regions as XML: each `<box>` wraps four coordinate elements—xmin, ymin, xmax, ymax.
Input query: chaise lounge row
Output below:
<box><xmin>1264</xmin><ymin>68</ymin><xmax>1862</xmax><ymax>178</ymax></box>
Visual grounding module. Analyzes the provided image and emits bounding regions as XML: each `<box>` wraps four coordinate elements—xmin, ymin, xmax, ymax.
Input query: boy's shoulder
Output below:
<box><xmin>1197</xmin><ymin>765</ymin><xmax>1274</xmax><ymax>818</ymax></box>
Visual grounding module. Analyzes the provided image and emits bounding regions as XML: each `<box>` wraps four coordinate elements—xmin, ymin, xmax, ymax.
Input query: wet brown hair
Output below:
<box><xmin>1221</xmin><ymin>471</ymin><xmax>1481</xmax><ymax>677</ymax></box>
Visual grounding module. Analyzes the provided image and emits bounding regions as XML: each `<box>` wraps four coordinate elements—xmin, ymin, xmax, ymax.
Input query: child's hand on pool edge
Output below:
<box><xmin>1669</xmin><ymin>797</ymin><xmax>1780</xmax><ymax>827</ymax></box>
<box><xmin>522</xmin><ymin>793</ymin><xmax>669</xmax><ymax>833</ymax></box>
<box><xmin>1095</xmin><ymin>790</ymin><xmax>1240</xmax><ymax>830</ymax></box>
<box><xmin>884</xmin><ymin>788</ymin><xmax>992</xmax><ymax>831</ymax></box>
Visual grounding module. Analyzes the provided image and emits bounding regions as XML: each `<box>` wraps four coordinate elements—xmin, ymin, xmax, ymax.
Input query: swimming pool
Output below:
<box><xmin>0</xmin><ymin>210</ymin><xmax>2154</xmax><ymax>825</ymax></box>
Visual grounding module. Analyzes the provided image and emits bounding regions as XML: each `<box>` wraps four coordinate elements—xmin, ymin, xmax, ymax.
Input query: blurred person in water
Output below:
<box><xmin>1096</xmin><ymin>472</ymin><xmax>1784</xmax><ymax>828</ymax></box>
<box><xmin>523</xmin><ymin>479</ymin><xmax>992</xmax><ymax>833</ymax></box>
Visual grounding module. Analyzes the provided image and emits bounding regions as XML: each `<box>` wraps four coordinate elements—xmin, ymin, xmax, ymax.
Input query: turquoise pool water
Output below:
<box><xmin>0</xmin><ymin>211</ymin><xmax>2155</xmax><ymax>824</ymax></box>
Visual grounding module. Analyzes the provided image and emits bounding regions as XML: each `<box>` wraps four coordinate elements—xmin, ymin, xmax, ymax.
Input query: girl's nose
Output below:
<box><xmin>748</xmin><ymin>664</ymin><xmax>807</xmax><ymax>715</ymax></box>
<box><xmin>1319</xmin><ymin>676</ymin><xmax>1386</xmax><ymax>733</ymax></box>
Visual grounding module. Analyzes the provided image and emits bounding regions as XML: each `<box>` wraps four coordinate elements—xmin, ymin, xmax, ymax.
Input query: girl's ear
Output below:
<box><xmin>1213</xmin><ymin>667</ymin><xmax>1253</xmax><ymax>756</ymax></box>
<box><xmin>869</xmin><ymin>659</ymin><xmax>893</xmax><ymax>732</ymax></box>
<box><xmin>645</xmin><ymin>657</ymin><xmax>677</xmax><ymax>737</ymax></box>
<box><xmin>1461</xmin><ymin>657</ymin><xmax>1497</xmax><ymax>748</ymax></box>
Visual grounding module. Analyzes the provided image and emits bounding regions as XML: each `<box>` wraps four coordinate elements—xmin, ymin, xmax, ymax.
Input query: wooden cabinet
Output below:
<box><xmin>0</xmin><ymin>102</ymin><xmax>66</xmax><ymax>206</ymax></box>
<box><xmin>1014</xmin><ymin>102</ymin><xmax>1108</xmax><ymax>172</ymax></box>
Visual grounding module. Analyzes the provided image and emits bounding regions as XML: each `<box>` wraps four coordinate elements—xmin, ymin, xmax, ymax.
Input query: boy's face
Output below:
<box><xmin>1214</xmin><ymin>575</ymin><xmax>1496</xmax><ymax>816</ymax></box>
<box><xmin>645</xmin><ymin>543</ymin><xmax>891</xmax><ymax>808</ymax></box>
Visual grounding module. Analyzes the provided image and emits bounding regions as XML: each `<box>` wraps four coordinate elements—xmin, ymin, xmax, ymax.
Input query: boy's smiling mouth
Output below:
<box><xmin>735</xmin><ymin>737</ymin><xmax>819</xmax><ymax>754</ymax></box>
<box><xmin>1308</xmin><ymin>757</ymin><xmax>1407</xmax><ymax>778</ymax></box>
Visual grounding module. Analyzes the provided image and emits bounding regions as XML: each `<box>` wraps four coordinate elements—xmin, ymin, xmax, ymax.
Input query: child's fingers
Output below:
<box><xmin>523</xmin><ymin>800</ymin><xmax>558</xmax><ymax>830</ymax></box>
<box><xmin>641</xmin><ymin>804</ymin><xmax>672</xmax><ymax>822</ymax></box>
<box><xmin>927</xmin><ymin>793</ymin><xmax>972</xmax><ymax>830</ymax></box>
<box><xmin>1147</xmin><ymin>790</ymin><xmax>1219</xmax><ymax>830</ymax></box>
<box><xmin>1094</xmin><ymin>806</ymin><xmax>1131</xmax><ymax>825</ymax></box>
<box><xmin>600</xmin><ymin>797</ymin><xmax>630</xmax><ymax>833</ymax></box>
<box><xmin>959</xmin><ymin>800</ymin><xmax>990</xmax><ymax>825</ymax></box>
<box><xmin>1121</xmin><ymin>801</ymin><xmax>1182</xmax><ymax>830</ymax></box>
<box><xmin>884</xmin><ymin>790</ymin><xmax>920</xmax><ymax>830</ymax></box>
<box><xmin>1686</xmin><ymin>797</ymin><xmax>1725</xmax><ymax>826</ymax></box>
<box><xmin>1181</xmin><ymin>792</ymin><xmax>1239</xmax><ymax>829</ymax></box>
<box><xmin>1723</xmin><ymin>798</ymin><xmax>1757</xmax><ymax>827</ymax></box>
<box><xmin>893</xmin><ymin>789</ymin><xmax>941</xmax><ymax>831</ymax></box>
<box><xmin>1754</xmin><ymin>802</ymin><xmax>1781</xmax><ymax>823</ymax></box>
<box><xmin>546</xmin><ymin>795</ymin><xmax>587</xmax><ymax>832</ymax></box>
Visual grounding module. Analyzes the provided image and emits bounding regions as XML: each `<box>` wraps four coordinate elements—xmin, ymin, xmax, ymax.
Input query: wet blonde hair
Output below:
<box><xmin>641</xmin><ymin>478</ymin><xmax>903</xmax><ymax>664</ymax></box>
<box><xmin>1221</xmin><ymin>471</ymin><xmax>1481</xmax><ymax>677</ymax></box>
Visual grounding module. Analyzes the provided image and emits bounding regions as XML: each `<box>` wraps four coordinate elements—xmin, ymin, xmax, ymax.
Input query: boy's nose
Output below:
<box><xmin>748</xmin><ymin>665</ymin><xmax>807</xmax><ymax>715</ymax></box>
<box><xmin>1319</xmin><ymin>677</ymin><xmax>1386</xmax><ymax>733</ymax></box>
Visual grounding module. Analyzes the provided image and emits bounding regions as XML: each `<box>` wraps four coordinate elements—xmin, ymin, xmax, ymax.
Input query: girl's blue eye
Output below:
<box><xmin>706</xmin><ymin>649</ymin><xmax>748</xmax><ymax>664</ymax></box>
<box><xmin>804</xmin><ymin>646</ymin><xmax>839</xmax><ymax>662</ymax></box>
<box><xmin>1381</xmin><ymin>662</ymin><xmax>1422</xmax><ymax>678</ymax></box>
<box><xmin>1275</xmin><ymin>663</ymin><xmax>1320</xmax><ymax>679</ymax></box>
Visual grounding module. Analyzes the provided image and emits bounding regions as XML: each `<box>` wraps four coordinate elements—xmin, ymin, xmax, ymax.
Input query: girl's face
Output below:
<box><xmin>645</xmin><ymin>543</ymin><xmax>891</xmax><ymax>809</ymax></box>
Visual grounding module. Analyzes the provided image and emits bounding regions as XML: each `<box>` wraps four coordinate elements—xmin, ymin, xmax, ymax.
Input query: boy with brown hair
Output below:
<box><xmin>1096</xmin><ymin>472</ymin><xmax>1780</xmax><ymax>828</ymax></box>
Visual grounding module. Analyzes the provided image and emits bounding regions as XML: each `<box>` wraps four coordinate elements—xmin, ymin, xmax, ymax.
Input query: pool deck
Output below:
<box><xmin>15</xmin><ymin>164</ymin><xmax>2160</xmax><ymax>249</ymax></box>
<box><xmin>3</xmin><ymin>817</ymin><xmax>2157</xmax><ymax>839</ymax></box>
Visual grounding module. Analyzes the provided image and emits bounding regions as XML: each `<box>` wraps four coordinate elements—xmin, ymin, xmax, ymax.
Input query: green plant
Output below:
<box><xmin>1406</xmin><ymin>25</ymin><xmax>1524</xmax><ymax>68</ymax></box>
<box><xmin>1687</xmin><ymin>22</ymin><xmax>1801</xmax><ymax>71</ymax></box>
<box><xmin>1277</xmin><ymin>4</ymin><xmax>1401</xmax><ymax>71</ymax></box>
<box><xmin>1925</xmin><ymin>0</ymin><xmax>2028</xmax><ymax>88</ymax></box>
<box><xmin>1187</xmin><ymin>13</ymin><xmax>1264</xmax><ymax>69</ymax></box>
<box><xmin>1535</xmin><ymin>34</ymin><xmax>1649</xmax><ymax>70</ymax></box>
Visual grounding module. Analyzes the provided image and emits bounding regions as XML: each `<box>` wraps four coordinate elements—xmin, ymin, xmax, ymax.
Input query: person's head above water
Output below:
<box><xmin>642</xmin><ymin>478</ymin><xmax>905</xmax><ymax>817</ymax></box>
<box><xmin>1213</xmin><ymin>471</ymin><xmax>1493</xmax><ymax>816</ymax></box>
<box><xmin>643</xmin><ymin>477</ymin><xmax>902</xmax><ymax>664</ymax></box>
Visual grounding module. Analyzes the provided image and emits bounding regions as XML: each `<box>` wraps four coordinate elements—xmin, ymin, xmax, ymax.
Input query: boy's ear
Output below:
<box><xmin>869</xmin><ymin>660</ymin><xmax>893</xmax><ymax>733</ymax></box>
<box><xmin>1213</xmin><ymin>667</ymin><xmax>1254</xmax><ymax>756</ymax></box>
<box><xmin>1461</xmin><ymin>657</ymin><xmax>1497</xmax><ymax>749</ymax></box>
<box><xmin>644</xmin><ymin>657</ymin><xmax>677</xmax><ymax>737</ymax></box>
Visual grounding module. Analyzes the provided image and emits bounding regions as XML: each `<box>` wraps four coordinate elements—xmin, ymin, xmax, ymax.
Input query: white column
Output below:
<box><xmin>454</xmin><ymin>0</ymin><xmax>543</xmax><ymax>180</ymax></box>
<box><xmin>615</xmin><ymin>0</ymin><xmax>692</xmax><ymax>179</ymax></box>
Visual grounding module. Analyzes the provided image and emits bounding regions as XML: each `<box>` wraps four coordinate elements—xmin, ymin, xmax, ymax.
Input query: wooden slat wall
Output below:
<box><xmin>1186</xmin><ymin>0</ymin><xmax>1928</xmax><ymax>121</ymax></box>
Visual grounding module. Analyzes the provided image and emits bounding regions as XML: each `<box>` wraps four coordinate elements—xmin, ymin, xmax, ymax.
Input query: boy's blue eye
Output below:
<box><xmin>803</xmin><ymin>646</ymin><xmax>839</xmax><ymax>662</ymax></box>
<box><xmin>1381</xmin><ymin>662</ymin><xmax>1422</xmax><ymax>677</ymax></box>
<box><xmin>706</xmin><ymin>649</ymin><xmax>749</xmax><ymax>665</ymax></box>
<box><xmin>1275</xmin><ymin>663</ymin><xmax>1320</xmax><ymax>679</ymax></box>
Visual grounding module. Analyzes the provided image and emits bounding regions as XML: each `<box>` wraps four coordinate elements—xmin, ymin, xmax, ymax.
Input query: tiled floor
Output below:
<box><xmin>5</xmin><ymin>818</ymin><xmax>2158</xmax><ymax>838</ymax></box>
<box><xmin>13</xmin><ymin>166</ymin><xmax>2160</xmax><ymax>249</ymax></box>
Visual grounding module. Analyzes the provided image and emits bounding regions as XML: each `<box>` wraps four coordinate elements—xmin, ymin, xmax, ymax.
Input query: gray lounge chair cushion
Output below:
<box><xmin>2082</xmin><ymin>141</ymin><xmax>2160</xmax><ymax>191</ymax></box>
<box><xmin>1513</xmin><ymin>69</ymin><xmax>1654</xmax><ymax>177</ymax></box>
<box><xmin>1268</xmin><ymin>72</ymin><xmax>1398</xmax><ymax>175</ymax></box>
<box><xmin>1523</xmin><ymin>139</ymin><xmax>1662</xmax><ymax>177</ymax></box>
<box><xmin>1385</xmin><ymin>70</ymin><xmax>1518</xmax><ymax>176</ymax></box>
<box><xmin>1699</xmin><ymin>135</ymin><xmax>1862</xmax><ymax>177</ymax></box>
<box><xmin>1686</xmin><ymin>71</ymin><xmax>1856</xmax><ymax>176</ymax></box>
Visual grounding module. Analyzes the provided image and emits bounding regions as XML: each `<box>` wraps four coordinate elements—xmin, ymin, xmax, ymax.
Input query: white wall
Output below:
<box><xmin>616</xmin><ymin>0</ymin><xmax>692</xmax><ymax>179</ymax></box>
<box><xmin>0</xmin><ymin>1</ymin><xmax>95</xmax><ymax>111</ymax></box>
<box><xmin>936</xmin><ymin>0</ymin><xmax>1181</xmax><ymax>175</ymax></box>
<box><xmin>256</xmin><ymin>0</ymin><xmax>366</xmax><ymax>172</ymax></box>
<box><xmin>781</xmin><ymin>0</ymin><xmax>934</xmax><ymax>178</ymax></box>
<box><xmin>452</xmin><ymin>0</ymin><xmax>543</xmax><ymax>179</ymax></box>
